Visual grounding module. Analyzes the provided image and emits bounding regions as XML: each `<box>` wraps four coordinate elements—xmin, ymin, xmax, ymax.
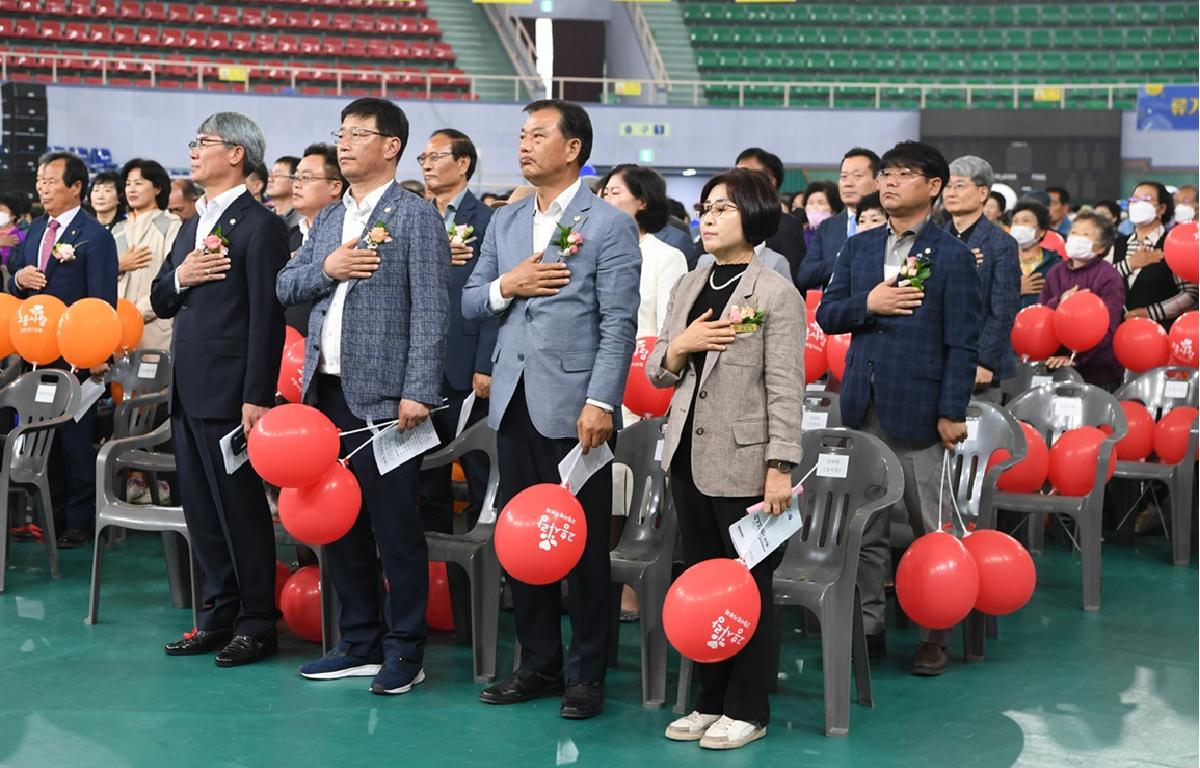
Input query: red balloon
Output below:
<box><xmin>1116</xmin><ymin>401</ymin><xmax>1155</xmax><ymax>461</ymax></box>
<box><xmin>962</xmin><ymin>530</ymin><xmax>1036</xmax><ymax>616</ymax></box>
<box><xmin>1164</xmin><ymin>222</ymin><xmax>1199</xmax><ymax>284</ymax></box>
<box><xmin>988</xmin><ymin>420</ymin><xmax>1049</xmax><ymax>493</ymax></box>
<box><xmin>825</xmin><ymin>333</ymin><xmax>851</xmax><ymax>380</ymax></box>
<box><xmin>1049</xmin><ymin>426</ymin><xmax>1114</xmax><ymax>496</ymax></box>
<box><xmin>1011</xmin><ymin>305</ymin><xmax>1060</xmax><ymax>361</ymax></box>
<box><xmin>1113</xmin><ymin>318</ymin><xmax>1171</xmax><ymax>373</ymax></box>
<box><xmin>1153</xmin><ymin>406</ymin><xmax>1199</xmax><ymax>464</ymax></box>
<box><xmin>278</xmin><ymin>462</ymin><xmax>361</xmax><ymax>546</ymax></box>
<box><xmin>1168</xmin><ymin>311</ymin><xmax>1198</xmax><ymax>368</ymax></box>
<box><xmin>280</xmin><ymin>565</ymin><xmax>323</xmax><ymax>643</ymax></box>
<box><xmin>1042</xmin><ymin>230</ymin><xmax>1066</xmax><ymax>259</ymax></box>
<box><xmin>495</xmin><ymin>483</ymin><xmax>588</xmax><ymax>585</ymax></box>
<box><xmin>285</xmin><ymin>325</ymin><xmax>303</xmax><ymax>350</ymax></box>
<box><xmin>804</xmin><ymin>319</ymin><xmax>828</xmax><ymax>384</ymax></box>
<box><xmin>426</xmin><ymin>561</ymin><xmax>455</xmax><ymax>631</ymax></box>
<box><xmin>274</xmin><ymin>560</ymin><xmax>291</xmax><ymax>608</ymax></box>
<box><xmin>663</xmin><ymin>558</ymin><xmax>761</xmax><ymax>663</ymax></box>
<box><xmin>277</xmin><ymin>338</ymin><xmax>305</xmax><ymax>404</ymax></box>
<box><xmin>805</xmin><ymin>290</ymin><xmax>823</xmax><ymax>315</ymax></box>
<box><xmin>1053</xmin><ymin>291</ymin><xmax>1109</xmax><ymax>353</ymax></box>
<box><xmin>247</xmin><ymin>403</ymin><xmax>341</xmax><ymax>488</ymax></box>
<box><xmin>622</xmin><ymin>336</ymin><xmax>672</xmax><ymax>419</ymax></box>
<box><xmin>896</xmin><ymin>532</ymin><xmax>980</xmax><ymax>629</ymax></box>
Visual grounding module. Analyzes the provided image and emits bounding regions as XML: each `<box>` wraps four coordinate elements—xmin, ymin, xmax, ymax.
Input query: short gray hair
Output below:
<box><xmin>948</xmin><ymin>155</ymin><xmax>994</xmax><ymax>189</ymax></box>
<box><xmin>1072</xmin><ymin>210</ymin><xmax>1117</xmax><ymax>252</ymax></box>
<box><xmin>196</xmin><ymin>112</ymin><xmax>265</xmax><ymax>176</ymax></box>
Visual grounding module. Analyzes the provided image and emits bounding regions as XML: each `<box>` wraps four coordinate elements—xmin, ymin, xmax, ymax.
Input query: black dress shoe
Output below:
<box><xmin>560</xmin><ymin>681</ymin><xmax>604</xmax><ymax>720</ymax></box>
<box><xmin>479</xmin><ymin>668</ymin><xmax>565</xmax><ymax>705</ymax></box>
<box><xmin>866</xmin><ymin>632</ymin><xmax>887</xmax><ymax>659</ymax></box>
<box><xmin>215</xmin><ymin>630</ymin><xmax>278</xmax><ymax>668</ymax></box>
<box><xmin>911</xmin><ymin>641</ymin><xmax>948</xmax><ymax>677</ymax></box>
<box><xmin>56</xmin><ymin>528</ymin><xmax>91</xmax><ymax>549</ymax></box>
<box><xmin>164</xmin><ymin>629</ymin><xmax>233</xmax><ymax>656</ymax></box>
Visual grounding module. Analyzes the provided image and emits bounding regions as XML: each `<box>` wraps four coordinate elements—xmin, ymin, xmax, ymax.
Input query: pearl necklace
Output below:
<box><xmin>709</xmin><ymin>268</ymin><xmax>746</xmax><ymax>291</ymax></box>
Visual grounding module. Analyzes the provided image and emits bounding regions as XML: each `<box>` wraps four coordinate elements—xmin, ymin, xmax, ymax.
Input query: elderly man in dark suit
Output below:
<box><xmin>797</xmin><ymin>147</ymin><xmax>880</xmax><ymax>292</ymax></box>
<box><xmin>417</xmin><ymin>128</ymin><xmax>496</xmax><ymax>535</ymax></box>
<box><xmin>150</xmin><ymin>112</ymin><xmax>290</xmax><ymax>666</ymax></box>
<box><xmin>9</xmin><ymin>151</ymin><xmax>118</xmax><ymax>548</ymax></box>
<box><xmin>943</xmin><ymin>155</ymin><xmax>1020</xmax><ymax>401</ymax></box>
<box><xmin>277</xmin><ymin>98</ymin><xmax>449</xmax><ymax>697</ymax></box>
<box><xmin>817</xmin><ymin>141</ymin><xmax>981</xmax><ymax>678</ymax></box>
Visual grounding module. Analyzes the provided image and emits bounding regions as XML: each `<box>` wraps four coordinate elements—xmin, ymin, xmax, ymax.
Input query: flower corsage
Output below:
<box><xmin>448</xmin><ymin>223</ymin><xmax>476</xmax><ymax>245</ymax></box>
<box><xmin>728</xmin><ymin>304</ymin><xmax>766</xmax><ymax>333</ymax></box>
<box><xmin>52</xmin><ymin>241</ymin><xmax>80</xmax><ymax>262</ymax></box>
<box><xmin>202</xmin><ymin>227</ymin><xmax>229</xmax><ymax>257</ymax></box>
<box><xmin>554</xmin><ymin>221</ymin><xmax>584</xmax><ymax>256</ymax></box>
<box><xmin>898</xmin><ymin>248</ymin><xmax>932</xmax><ymax>290</ymax></box>
<box><xmin>364</xmin><ymin>221</ymin><xmax>393</xmax><ymax>250</ymax></box>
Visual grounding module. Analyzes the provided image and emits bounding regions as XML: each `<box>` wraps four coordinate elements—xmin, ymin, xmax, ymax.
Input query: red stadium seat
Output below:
<box><xmin>242</xmin><ymin>8</ymin><xmax>265</xmax><ymax>27</ymax></box>
<box><xmin>417</xmin><ymin>18</ymin><xmax>438</xmax><ymax>36</ymax></box>
<box><xmin>265</xmin><ymin>9</ymin><xmax>285</xmax><ymax>27</ymax></box>
<box><xmin>389</xmin><ymin>40</ymin><xmax>411</xmax><ymax>59</ymax></box>
<box><xmin>394</xmin><ymin>18</ymin><xmax>413</xmax><ymax>35</ymax></box>
<box><xmin>409</xmin><ymin>41</ymin><xmax>431</xmax><ymax>59</ymax></box>
<box><xmin>63</xmin><ymin>21</ymin><xmax>85</xmax><ymax>41</ymax></box>
<box><xmin>352</xmin><ymin>12</ymin><xmax>375</xmax><ymax>33</ymax></box>
<box><xmin>330</xmin><ymin>13</ymin><xmax>352</xmax><ymax>31</ymax></box>
<box><xmin>44</xmin><ymin>0</ymin><xmax>68</xmax><ymax>15</ymax></box>
<box><xmin>83</xmin><ymin>23</ymin><xmax>106</xmax><ymax>43</ymax></box>
<box><xmin>143</xmin><ymin>2</ymin><xmax>166</xmax><ymax>21</ymax></box>
<box><xmin>432</xmin><ymin>42</ymin><xmax>453</xmax><ymax>61</ymax></box>
<box><xmin>17</xmin><ymin>0</ymin><xmax>39</xmax><ymax>11</ymax></box>
<box><xmin>182</xmin><ymin>28</ymin><xmax>203</xmax><ymax>48</ymax></box>
<box><xmin>207</xmin><ymin>30</ymin><xmax>230</xmax><ymax>50</ymax></box>
<box><xmin>159</xmin><ymin>26</ymin><xmax>180</xmax><ymax>47</ymax></box>
<box><xmin>299</xmin><ymin>35</ymin><xmax>320</xmax><ymax>54</ymax></box>
<box><xmin>194</xmin><ymin>5</ymin><xmax>216</xmax><ymax>25</ymax></box>
<box><xmin>216</xmin><ymin>6</ymin><xmax>239</xmax><ymax>26</ymax></box>
<box><xmin>254</xmin><ymin>32</ymin><xmax>275</xmax><ymax>48</ymax></box>
<box><xmin>277</xmin><ymin>33</ymin><xmax>299</xmax><ymax>53</ymax></box>
<box><xmin>13</xmin><ymin>18</ymin><xmax>35</xmax><ymax>37</ymax></box>
<box><xmin>376</xmin><ymin>15</ymin><xmax>397</xmax><ymax>34</ymax></box>
<box><xmin>117</xmin><ymin>1</ymin><xmax>141</xmax><ymax>19</ymax></box>
<box><xmin>93</xmin><ymin>0</ymin><xmax>117</xmax><ymax>17</ymax></box>
<box><xmin>285</xmin><ymin>11</ymin><xmax>307</xmax><ymax>28</ymax></box>
<box><xmin>309</xmin><ymin>11</ymin><xmax>330</xmax><ymax>29</ymax></box>
<box><xmin>38</xmin><ymin>20</ymin><xmax>63</xmax><ymax>39</ymax></box>
<box><xmin>343</xmin><ymin>37</ymin><xmax>367</xmax><ymax>58</ymax></box>
<box><xmin>166</xmin><ymin>3</ymin><xmax>187</xmax><ymax>22</ymax></box>
<box><xmin>58</xmin><ymin>74</ymin><xmax>82</xmax><ymax>84</ymax></box>
<box><xmin>161</xmin><ymin>54</ymin><xmax>190</xmax><ymax>76</ymax></box>
<box><xmin>320</xmin><ymin>37</ymin><xmax>338</xmax><ymax>56</ymax></box>
<box><xmin>135</xmin><ymin>25</ymin><xmax>159</xmax><ymax>46</ymax></box>
<box><xmin>230</xmin><ymin>31</ymin><xmax>252</xmax><ymax>51</ymax></box>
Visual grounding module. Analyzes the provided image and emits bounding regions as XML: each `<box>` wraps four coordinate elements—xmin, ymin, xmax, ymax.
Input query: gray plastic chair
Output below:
<box><xmin>994</xmin><ymin>383</ymin><xmax>1127</xmax><ymax>611</ymax></box>
<box><xmin>607</xmin><ymin>417</ymin><xmax>676</xmax><ymax>709</ymax></box>
<box><xmin>107</xmin><ymin>349</ymin><xmax>171</xmax><ymax>440</ymax></box>
<box><xmin>1001</xmin><ymin>361</ymin><xmax>1084</xmax><ymax>403</ymax></box>
<box><xmin>1113</xmin><ymin>366</ymin><xmax>1200</xmax><ymax>565</ymax></box>
<box><xmin>675</xmin><ymin>428</ymin><xmax>903</xmax><ymax>737</ymax></box>
<box><xmin>421</xmin><ymin>419</ymin><xmax>501</xmax><ymax>682</ymax></box>
<box><xmin>0</xmin><ymin>369</ymin><xmax>80</xmax><ymax>593</ymax></box>
<box><xmin>802</xmin><ymin>391</ymin><xmax>843</xmax><ymax>430</ymax></box>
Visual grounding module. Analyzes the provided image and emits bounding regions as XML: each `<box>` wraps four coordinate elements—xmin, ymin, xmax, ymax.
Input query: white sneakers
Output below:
<box><xmin>665</xmin><ymin>712</ymin><xmax>766</xmax><ymax>749</ymax></box>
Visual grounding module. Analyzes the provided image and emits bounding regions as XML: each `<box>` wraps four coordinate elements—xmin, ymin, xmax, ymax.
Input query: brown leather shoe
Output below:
<box><xmin>911</xmin><ymin>641</ymin><xmax>947</xmax><ymax>676</ymax></box>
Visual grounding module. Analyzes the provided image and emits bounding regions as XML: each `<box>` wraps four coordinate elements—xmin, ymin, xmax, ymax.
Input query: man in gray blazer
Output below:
<box><xmin>462</xmin><ymin>99</ymin><xmax>640</xmax><ymax>719</ymax></box>
<box><xmin>276</xmin><ymin>98</ymin><xmax>450</xmax><ymax>696</ymax></box>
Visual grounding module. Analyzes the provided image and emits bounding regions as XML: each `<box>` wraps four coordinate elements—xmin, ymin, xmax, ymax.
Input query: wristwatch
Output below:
<box><xmin>767</xmin><ymin>459</ymin><xmax>796</xmax><ymax>473</ymax></box>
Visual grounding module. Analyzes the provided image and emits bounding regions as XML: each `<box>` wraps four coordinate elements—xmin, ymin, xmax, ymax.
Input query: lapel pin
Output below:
<box><xmin>384</xmin><ymin>207</ymin><xmax>392</xmax><ymax>214</ymax></box>
<box><xmin>229</xmin><ymin>218</ymin><xmax>236</xmax><ymax>225</ymax></box>
<box><xmin>573</xmin><ymin>215</ymin><xmax>581</xmax><ymax>223</ymax></box>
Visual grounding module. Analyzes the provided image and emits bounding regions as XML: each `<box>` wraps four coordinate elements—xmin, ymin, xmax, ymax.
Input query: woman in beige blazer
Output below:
<box><xmin>647</xmin><ymin>169</ymin><xmax>805</xmax><ymax>750</ymax></box>
<box><xmin>113</xmin><ymin>158</ymin><xmax>181</xmax><ymax>352</ymax></box>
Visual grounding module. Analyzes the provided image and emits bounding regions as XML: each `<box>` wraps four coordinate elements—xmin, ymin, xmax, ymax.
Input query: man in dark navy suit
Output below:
<box><xmin>797</xmin><ymin>147</ymin><xmax>880</xmax><ymax>292</ymax></box>
<box><xmin>817</xmin><ymin>141</ymin><xmax>981</xmax><ymax>678</ymax></box>
<box><xmin>150</xmin><ymin>112</ymin><xmax>290</xmax><ymax>667</ymax></box>
<box><xmin>417</xmin><ymin>128</ymin><xmax>496</xmax><ymax>535</ymax></box>
<box><xmin>9</xmin><ymin>152</ymin><xmax>118</xmax><ymax>548</ymax></box>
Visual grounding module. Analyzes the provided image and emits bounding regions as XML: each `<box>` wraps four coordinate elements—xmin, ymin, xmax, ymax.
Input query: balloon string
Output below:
<box><xmin>339</xmin><ymin>419</ymin><xmax>399</xmax><ymax>437</ymax></box>
<box><xmin>339</xmin><ymin>422</ymin><xmax>397</xmax><ymax>464</ymax></box>
<box><xmin>941</xmin><ymin>450</ymin><xmax>969</xmax><ymax>535</ymax></box>
<box><xmin>1067</xmin><ymin>351</ymin><xmax>1077</xmax><ymax>366</ymax></box>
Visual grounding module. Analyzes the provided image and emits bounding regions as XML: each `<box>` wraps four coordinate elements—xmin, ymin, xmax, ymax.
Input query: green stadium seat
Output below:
<box><xmin>1040</xmin><ymin>52</ymin><xmax>1067</xmax><ymax>72</ymax></box>
<box><xmin>1087</xmin><ymin>5</ymin><xmax>1113</xmax><ymax>25</ymax></box>
<box><xmin>1039</xmin><ymin>6</ymin><xmax>1065</xmax><ymax>25</ymax></box>
<box><xmin>1065</xmin><ymin>51</ymin><xmax>1090</xmax><ymax>73</ymax></box>
<box><xmin>992</xmin><ymin>51</ymin><xmax>1019</xmax><ymax>73</ymax></box>
<box><xmin>1174</xmin><ymin>27</ymin><xmax>1199</xmax><ymax>46</ymax></box>
<box><xmin>910</xmin><ymin>28</ymin><xmax>935</xmax><ymax>49</ymax></box>
<box><xmin>795</xmin><ymin>28</ymin><xmax>822</xmax><ymax>45</ymax></box>
<box><xmin>1003</xmin><ymin>29</ymin><xmax>1028</xmax><ymax>49</ymax></box>
<box><xmin>1113</xmin><ymin>5</ymin><xmax>1137</xmax><ymax>24</ymax></box>
<box><xmin>840</xmin><ymin>28</ymin><xmax>864</xmax><ymax>47</ymax></box>
<box><xmin>958</xmin><ymin>29</ymin><xmax>983</xmax><ymax>48</ymax></box>
<box><xmin>1066</xmin><ymin>6</ymin><xmax>1090</xmax><ymax>25</ymax></box>
<box><xmin>895</xmin><ymin>51</ymin><xmax>922</xmax><ymax>73</ymax></box>
<box><xmin>760</xmin><ymin>51</ymin><xmax>787</xmax><ymax>70</ymax></box>
<box><xmin>931</xmin><ymin>29</ymin><xmax>958</xmax><ymax>50</ymax></box>
<box><xmin>1049</xmin><ymin>28</ymin><xmax>1077</xmax><ymax>49</ymax></box>
<box><xmin>1136</xmin><ymin>6</ymin><xmax>1163</xmax><ymax>24</ymax></box>
<box><xmin>1148</xmin><ymin>28</ymin><xmax>1173</xmax><ymax>47</ymax></box>
<box><xmin>827</xmin><ymin>51</ymin><xmax>854</xmax><ymax>71</ymax></box>
<box><xmin>1029</xmin><ymin>28</ymin><xmax>1052</xmax><ymax>48</ymax></box>
<box><xmin>1015</xmin><ymin>5</ymin><xmax>1042</xmax><ymax>25</ymax></box>
<box><xmin>966</xmin><ymin>6</ymin><xmax>992</xmax><ymax>25</ymax></box>
<box><xmin>873</xmin><ymin>51</ymin><xmax>899</xmax><ymax>72</ymax></box>
<box><xmin>766</xmin><ymin>5</ymin><xmax>796</xmax><ymax>24</ymax></box>
<box><xmin>740</xmin><ymin>50</ymin><xmax>765</xmax><ymax>69</ymax></box>
<box><xmin>863</xmin><ymin>28</ymin><xmax>889</xmax><ymax>48</ymax></box>
<box><xmin>818</xmin><ymin>27</ymin><xmax>846</xmax><ymax>46</ymax></box>
<box><xmin>918</xmin><ymin>52</ymin><xmax>945</xmax><ymax>73</ymax></box>
<box><xmin>1087</xmin><ymin>51</ymin><xmax>1113</xmax><ymax>70</ymax></box>
<box><xmin>1164</xmin><ymin>4</ymin><xmax>1188</xmax><ymax>23</ymax></box>
<box><xmin>1112</xmin><ymin>52</ymin><xmax>1138</xmax><ymax>73</ymax></box>
<box><xmin>1136</xmin><ymin>51</ymin><xmax>1162</xmax><ymax>71</ymax></box>
<box><xmin>682</xmin><ymin>4</ymin><xmax>705</xmax><ymax>23</ymax></box>
<box><xmin>924</xmin><ymin>5</ymin><xmax>953</xmax><ymax>26</ymax></box>
<box><xmin>695</xmin><ymin>50</ymin><xmax>719</xmax><ymax>70</ymax></box>
<box><xmin>943</xmin><ymin>51</ymin><xmax>968</xmax><ymax>73</ymax></box>
<box><xmin>689</xmin><ymin>27</ymin><xmax>713</xmax><ymax>45</ymax></box>
<box><xmin>981</xmin><ymin>28</ymin><xmax>1004</xmax><ymax>48</ymax></box>
<box><xmin>899</xmin><ymin>6</ymin><xmax>925</xmax><ymax>25</ymax></box>
<box><xmin>872</xmin><ymin>5</ymin><xmax>900</xmax><ymax>25</ymax></box>
<box><xmin>1100</xmin><ymin>28</ymin><xmax>1126</xmax><ymax>48</ymax></box>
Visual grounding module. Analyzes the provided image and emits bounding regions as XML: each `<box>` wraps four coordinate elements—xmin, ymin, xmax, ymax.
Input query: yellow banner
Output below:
<box><xmin>614</xmin><ymin>81</ymin><xmax>643</xmax><ymax>96</ymax></box>
<box><xmin>1033</xmin><ymin>87</ymin><xmax>1062</xmax><ymax>102</ymax></box>
<box><xmin>218</xmin><ymin>66</ymin><xmax>248</xmax><ymax>83</ymax></box>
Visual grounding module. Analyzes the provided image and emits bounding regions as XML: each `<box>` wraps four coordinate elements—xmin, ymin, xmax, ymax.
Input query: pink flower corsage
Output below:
<box><xmin>202</xmin><ymin>227</ymin><xmax>229</xmax><ymax>257</ymax></box>
<box><xmin>365</xmin><ymin>221</ymin><xmax>393</xmax><ymax>250</ymax></box>
<box><xmin>52</xmin><ymin>242</ymin><xmax>77</xmax><ymax>262</ymax></box>
<box><xmin>554</xmin><ymin>221</ymin><xmax>584</xmax><ymax>256</ymax></box>
<box><xmin>728</xmin><ymin>304</ymin><xmax>766</xmax><ymax>333</ymax></box>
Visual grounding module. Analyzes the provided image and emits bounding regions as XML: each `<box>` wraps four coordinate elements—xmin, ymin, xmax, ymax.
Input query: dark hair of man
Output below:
<box><xmin>667</xmin><ymin>198</ymin><xmax>688</xmax><ymax>222</ymax></box>
<box><xmin>1134</xmin><ymin>180</ymin><xmax>1175</xmax><ymax>224</ymax></box>
<box><xmin>1072</xmin><ymin>210</ymin><xmax>1117</xmax><ymax>252</ymax></box>
<box><xmin>247</xmin><ymin>161</ymin><xmax>269</xmax><ymax>196</ymax></box>
<box><xmin>803</xmin><ymin>179</ymin><xmax>844</xmax><ymax>214</ymax></box>
<box><xmin>1012</xmin><ymin>200</ymin><xmax>1051</xmax><ymax>232</ymax></box>
<box><xmin>879</xmin><ymin>140</ymin><xmax>950</xmax><ymax>202</ymax></box>
<box><xmin>173</xmin><ymin>178</ymin><xmax>203</xmax><ymax>202</ymax></box>
<box><xmin>301</xmin><ymin>143</ymin><xmax>347</xmax><ymax>192</ymax></box>
<box><xmin>38</xmin><ymin>151</ymin><xmax>89</xmax><ymax>197</ymax></box>
<box><xmin>1046</xmin><ymin>185</ymin><xmax>1071</xmax><ymax>205</ymax></box>
<box><xmin>842</xmin><ymin>147</ymin><xmax>881</xmax><ymax>176</ymax></box>
<box><xmin>735</xmin><ymin>147</ymin><xmax>785</xmax><ymax>189</ymax></box>
<box><xmin>699</xmin><ymin>168</ymin><xmax>781</xmax><ymax>246</ymax></box>
<box><xmin>597</xmin><ymin>163</ymin><xmax>669</xmax><ymax>233</ymax></box>
<box><xmin>430</xmin><ymin>128</ymin><xmax>478</xmax><ymax>181</ymax></box>
<box><xmin>341</xmin><ymin>97</ymin><xmax>410</xmax><ymax>161</ymax></box>
<box><xmin>523</xmin><ymin>99</ymin><xmax>593</xmax><ymax>169</ymax></box>
<box><xmin>120</xmin><ymin>158</ymin><xmax>173</xmax><ymax>210</ymax></box>
<box><xmin>856</xmin><ymin>191</ymin><xmax>885</xmax><ymax>221</ymax></box>
<box><xmin>274</xmin><ymin>155</ymin><xmax>300</xmax><ymax>175</ymax></box>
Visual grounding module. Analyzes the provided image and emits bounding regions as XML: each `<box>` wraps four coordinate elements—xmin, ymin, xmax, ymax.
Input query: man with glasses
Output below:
<box><xmin>818</xmin><ymin>141</ymin><xmax>980</xmax><ymax>678</ymax></box>
<box><xmin>277</xmin><ymin>98</ymin><xmax>450</xmax><ymax>697</ymax></box>
<box><xmin>283</xmin><ymin>143</ymin><xmax>346</xmax><ymax>331</ymax></box>
<box><xmin>797</xmin><ymin>147</ymin><xmax>880</xmax><ymax>292</ymax></box>
<box><xmin>267</xmin><ymin>155</ymin><xmax>301</xmax><ymax>228</ymax></box>
<box><xmin>150</xmin><ymin>112</ymin><xmax>290</xmax><ymax>667</ymax></box>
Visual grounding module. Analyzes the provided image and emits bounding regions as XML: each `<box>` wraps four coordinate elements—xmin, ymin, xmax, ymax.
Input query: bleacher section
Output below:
<box><xmin>0</xmin><ymin>0</ymin><xmax>476</xmax><ymax>100</ymax></box>
<box><xmin>680</xmin><ymin>1</ymin><xmax>1200</xmax><ymax>109</ymax></box>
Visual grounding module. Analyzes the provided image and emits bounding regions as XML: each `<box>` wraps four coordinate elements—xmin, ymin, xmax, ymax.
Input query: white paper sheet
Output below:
<box><xmin>816</xmin><ymin>453</ymin><xmax>849</xmax><ymax>478</ymax></box>
<box><xmin>732</xmin><ymin>485</ymin><xmax>804</xmax><ymax>569</ymax></box>
<box><xmin>137</xmin><ymin>361</ymin><xmax>158</xmax><ymax>380</ymax></box>
<box><xmin>73</xmin><ymin>378</ymin><xmax>105</xmax><ymax>422</ymax></box>
<box><xmin>1164</xmin><ymin>380</ymin><xmax>1189</xmax><ymax>399</ymax></box>
<box><xmin>1053</xmin><ymin>397</ymin><xmax>1083</xmax><ymax>428</ymax></box>
<box><xmin>1030</xmin><ymin>374</ymin><xmax>1052</xmax><ymax>389</ymax></box>
<box><xmin>455</xmin><ymin>392</ymin><xmax>476</xmax><ymax>438</ymax></box>
<box><xmin>802</xmin><ymin>411</ymin><xmax>829</xmax><ymax>430</ymax></box>
<box><xmin>219</xmin><ymin>424</ymin><xmax>248</xmax><ymax>475</ymax></box>
<box><xmin>34</xmin><ymin>383</ymin><xmax>56</xmax><ymax>404</ymax></box>
<box><xmin>557</xmin><ymin>441</ymin><xmax>614</xmax><ymax>495</ymax></box>
<box><xmin>372</xmin><ymin>418</ymin><xmax>440</xmax><ymax>475</ymax></box>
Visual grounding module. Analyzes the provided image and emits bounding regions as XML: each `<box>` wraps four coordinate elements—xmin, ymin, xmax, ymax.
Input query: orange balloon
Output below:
<box><xmin>0</xmin><ymin>294</ymin><xmax>20</xmax><ymax>356</ymax></box>
<box><xmin>10</xmin><ymin>295</ymin><xmax>66</xmax><ymax>365</ymax></box>
<box><xmin>58</xmin><ymin>298</ymin><xmax>123</xmax><ymax>369</ymax></box>
<box><xmin>116</xmin><ymin>298</ymin><xmax>144</xmax><ymax>352</ymax></box>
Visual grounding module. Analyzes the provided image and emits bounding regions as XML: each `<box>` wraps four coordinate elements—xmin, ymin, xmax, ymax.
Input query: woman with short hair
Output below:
<box><xmin>113</xmin><ymin>158</ymin><xmax>181</xmax><ymax>352</ymax></box>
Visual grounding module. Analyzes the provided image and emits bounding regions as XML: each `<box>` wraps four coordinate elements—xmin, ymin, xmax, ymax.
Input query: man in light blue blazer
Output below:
<box><xmin>462</xmin><ymin>99</ymin><xmax>640</xmax><ymax>719</ymax></box>
<box><xmin>276</xmin><ymin>98</ymin><xmax>450</xmax><ymax>697</ymax></box>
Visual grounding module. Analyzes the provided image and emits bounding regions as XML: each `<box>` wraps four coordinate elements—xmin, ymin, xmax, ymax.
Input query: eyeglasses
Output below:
<box><xmin>331</xmin><ymin>127</ymin><xmax>390</xmax><ymax>144</ymax></box>
<box><xmin>694</xmin><ymin>200</ymin><xmax>739</xmax><ymax>218</ymax></box>
<box><xmin>292</xmin><ymin>174</ymin><xmax>336</xmax><ymax>185</ymax></box>
<box><xmin>417</xmin><ymin>151</ymin><xmax>454</xmax><ymax>165</ymax></box>
<box><xmin>1127</xmin><ymin>195</ymin><xmax>1155</xmax><ymax>203</ymax></box>
<box><xmin>876</xmin><ymin>169</ymin><xmax>928</xmax><ymax>184</ymax></box>
<box><xmin>267</xmin><ymin>173</ymin><xmax>294</xmax><ymax>182</ymax></box>
<box><xmin>945</xmin><ymin>181</ymin><xmax>981</xmax><ymax>193</ymax></box>
<box><xmin>187</xmin><ymin>137</ymin><xmax>230</xmax><ymax>151</ymax></box>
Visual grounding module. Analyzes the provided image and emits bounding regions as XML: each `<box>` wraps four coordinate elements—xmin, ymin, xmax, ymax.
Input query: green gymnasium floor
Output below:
<box><xmin>0</xmin><ymin>533</ymin><xmax>1195</xmax><ymax>768</ymax></box>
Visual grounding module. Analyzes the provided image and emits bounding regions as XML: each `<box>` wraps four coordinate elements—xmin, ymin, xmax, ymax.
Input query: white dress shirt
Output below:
<box><xmin>38</xmin><ymin>205</ymin><xmax>80</xmax><ymax>253</ymax></box>
<box><xmin>487</xmin><ymin>178</ymin><xmax>582</xmax><ymax>313</ymax></box>
<box><xmin>174</xmin><ymin>183</ymin><xmax>246</xmax><ymax>293</ymax></box>
<box><xmin>318</xmin><ymin>180</ymin><xmax>392</xmax><ymax>376</ymax></box>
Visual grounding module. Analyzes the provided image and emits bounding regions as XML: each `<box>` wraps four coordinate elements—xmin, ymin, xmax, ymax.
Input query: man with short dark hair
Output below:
<box><xmin>818</xmin><ymin>140</ymin><xmax>981</xmax><ymax>678</ymax></box>
<box><xmin>245</xmin><ymin>162</ymin><xmax>268</xmax><ymax>202</ymax></box>
<box><xmin>9</xmin><ymin>151</ymin><xmax>118</xmax><ymax>548</ymax></box>
<box><xmin>463</xmin><ymin>99</ymin><xmax>640</xmax><ymax>720</ymax></box>
<box><xmin>168</xmin><ymin>178</ymin><xmax>201</xmax><ymax>221</ymax></box>
<box><xmin>797</xmin><ymin>147</ymin><xmax>880</xmax><ymax>291</ymax></box>
<box><xmin>284</xmin><ymin>143</ymin><xmax>346</xmax><ymax>331</ymax></box>
<box><xmin>1047</xmin><ymin>186</ymin><xmax>1072</xmax><ymax>237</ymax></box>
<box><xmin>268</xmin><ymin>155</ymin><xmax>301</xmax><ymax>227</ymax></box>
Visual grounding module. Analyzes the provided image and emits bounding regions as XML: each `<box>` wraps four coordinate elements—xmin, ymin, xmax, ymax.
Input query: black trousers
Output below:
<box><xmin>316</xmin><ymin>374</ymin><xmax>427</xmax><ymax>663</ymax></box>
<box><xmin>670</xmin><ymin>468</ymin><xmax>779</xmax><ymax>726</ymax></box>
<box><xmin>498</xmin><ymin>379</ymin><xmax>613</xmax><ymax>684</ymax></box>
<box><xmin>172</xmin><ymin>409</ymin><xmax>278</xmax><ymax>636</ymax></box>
<box><xmin>417</xmin><ymin>382</ymin><xmax>489</xmax><ymax>534</ymax></box>
<box><xmin>49</xmin><ymin>402</ymin><xmax>97</xmax><ymax>532</ymax></box>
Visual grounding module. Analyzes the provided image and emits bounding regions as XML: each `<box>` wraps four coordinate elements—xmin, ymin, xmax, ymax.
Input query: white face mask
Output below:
<box><xmin>805</xmin><ymin>207</ymin><xmax>832</xmax><ymax>228</ymax></box>
<box><xmin>1065</xmin><ymin>234</ymin><xmax>1098</xmax><ymax>261</ymax></box>
<box><xmin>1128</xmin><ymin>200</ymin><xmax>1158</xmax><ymax>226</ymax></box>
<box><xmin>0</xmin><ymin>212</ymin><xmax>9</xmax><ymax>228</ymax></box>
<box><xmin>1010</xmin><ymin>225</ymin><xmax>1039</xmax><ymax>249</ymax></box>
<box><xmin>1175</xmin><ymin>204</ymin><xmax>1195</xmax><ymax>224</ymax></box>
